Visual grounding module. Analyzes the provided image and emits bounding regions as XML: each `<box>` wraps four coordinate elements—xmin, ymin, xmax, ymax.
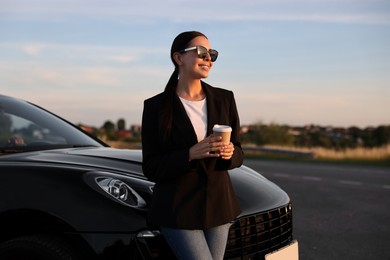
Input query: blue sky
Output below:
<box><xmin>1</xmin><ymin>0</ymin><xmax>389</xmax><ymax>128</ymax></box>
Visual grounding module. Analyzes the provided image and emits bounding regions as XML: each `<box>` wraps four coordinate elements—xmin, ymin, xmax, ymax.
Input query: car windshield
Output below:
<box><xmin>0</xmin><ymin>96</ymin><xmax>105</xmax><ymax>154</ymax></box>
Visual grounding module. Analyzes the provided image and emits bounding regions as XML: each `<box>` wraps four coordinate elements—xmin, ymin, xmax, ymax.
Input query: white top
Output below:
<box><xmin>179</xmin><ymin>96</ymin><xmax>207</xmax><ymax>142</ymax></box>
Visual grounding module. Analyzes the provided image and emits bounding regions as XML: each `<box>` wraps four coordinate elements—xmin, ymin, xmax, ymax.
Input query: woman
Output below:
<box><xmin>141</xmin><ymin>31</ymin><xmax>244</xmax><ymax>260</ymax></box>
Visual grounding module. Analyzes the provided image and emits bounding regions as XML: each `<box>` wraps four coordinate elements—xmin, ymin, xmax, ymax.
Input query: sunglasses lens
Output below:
<box><xmin>209</xmin><ymin>50</ymin><xmax>218</xmax><ymax>62</ymax></box>
<box><xmin>197</xmin><ymin>46</ymin><xmax>208</xmax><ymax>59</ymax></box>
<box><xmin>196</xmin><ymin>46</ymin><xmax>218</xmax><ymax>62</ymax></box>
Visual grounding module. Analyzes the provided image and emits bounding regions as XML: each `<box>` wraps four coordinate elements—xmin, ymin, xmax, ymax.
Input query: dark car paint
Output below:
<box><xmin>0</xmin><ymin>148</ymin><xmax>290</xmax><ymax>258</ymax></box>
<box><xmin>1</xmin><ymin>147</ymin><xmax>290</xmax><ymax>216</ymax></box>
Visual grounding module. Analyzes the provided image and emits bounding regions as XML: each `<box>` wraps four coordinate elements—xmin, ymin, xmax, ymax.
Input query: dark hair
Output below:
<box><xmin>164</xmin><ymin>31</ymin><xmax>207</xmax><ymax>94</ymax></box>
<box><xmin>161</xmin><ymin>31</ymin><xmax>207</xmax><ymax>140</ymax></box>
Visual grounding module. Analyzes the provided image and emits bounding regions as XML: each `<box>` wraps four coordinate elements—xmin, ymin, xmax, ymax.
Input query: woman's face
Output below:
<box><xmin>178</xmin><ymin>36</ymin><xmax>214</xmax><ymax>80</ymax></box>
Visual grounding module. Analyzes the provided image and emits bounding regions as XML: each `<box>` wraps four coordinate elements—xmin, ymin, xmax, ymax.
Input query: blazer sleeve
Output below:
<box><xmin>141</xmin><ymin>97</ymin><xmax>192</xmax><ymax>183</ymax></box>
<box><xmin>216</xmin><ymin>91</ymin><xmax>244</xmax><ymax>170</ymax></box>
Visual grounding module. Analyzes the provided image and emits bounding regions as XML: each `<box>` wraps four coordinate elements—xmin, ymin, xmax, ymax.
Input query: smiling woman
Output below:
<box><xmin>141</xmin><ymin>31</ymin><xmax>245</xmax><ymax>260</ymax></box>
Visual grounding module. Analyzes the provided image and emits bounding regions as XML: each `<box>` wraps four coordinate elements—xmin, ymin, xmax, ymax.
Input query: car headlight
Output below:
<box><xmin>84</xmin><ymin>172</ymin><xmax>148</xmax><ymax>209</ymax></box>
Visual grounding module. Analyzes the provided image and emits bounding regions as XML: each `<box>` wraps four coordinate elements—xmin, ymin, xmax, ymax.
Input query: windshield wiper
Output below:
<box><xmin>0</xmin><ymin>144</ymin><xmax>99</xmax><ymax>155</ymax></box>
<box><xmin>0</xmin><ymin>147</ymin><xmax>26</xmax><ymax>154</ymax></box>
<box><xmin>71</xmin><ymin>145</ymin><xmax>98</xmax><ymax>148</ymax></box>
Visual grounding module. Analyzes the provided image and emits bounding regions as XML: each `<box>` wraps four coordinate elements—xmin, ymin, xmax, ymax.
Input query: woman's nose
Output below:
<box><xmin>204</xmin><ymin>52</ymin><xmax>211</xmax><ymax>61</ymax></box>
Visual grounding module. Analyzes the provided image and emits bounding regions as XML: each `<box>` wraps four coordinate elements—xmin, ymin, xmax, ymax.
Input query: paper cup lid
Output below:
<box><xmin>213</xmin><ymin>124</ymin><xmax>232</xmax><ymax>132</ymax></box>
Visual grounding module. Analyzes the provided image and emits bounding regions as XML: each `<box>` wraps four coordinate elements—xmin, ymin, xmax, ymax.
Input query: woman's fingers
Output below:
<box><xmin>220</xmin><ymin>143</ymin><xmax>234</xmax><ymax>160</ymax></box>
<box><xmin>190</xmin><ymin>137</ymin><xmax>234</xmax><ymax>160</ymax></box>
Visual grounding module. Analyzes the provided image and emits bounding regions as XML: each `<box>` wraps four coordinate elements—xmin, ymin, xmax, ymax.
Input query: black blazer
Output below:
<box><xmin>141</xmin><ymin>81</ymin><xmax>243</xmax><ymax>229</ymax></box>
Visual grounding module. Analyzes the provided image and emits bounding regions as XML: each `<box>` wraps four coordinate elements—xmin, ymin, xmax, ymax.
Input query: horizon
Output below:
<box><xmin>80</xmin><ymin>117</ymin><xmax>388</xmax><ymax>130</ymax></box>
<box><xmin>1</xmin><ymin>0</ymin><xmax>389</xmax><ymax>128</ymax></box>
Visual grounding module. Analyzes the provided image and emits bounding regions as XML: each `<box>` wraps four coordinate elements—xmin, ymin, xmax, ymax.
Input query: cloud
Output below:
<box><xmin>235</xmin><ymin>89</ymin><xmax>390</xmax><ymax>127</ymax></box>
<box><xmin>0</xmin><ymin>42</ymin><xmax>165</xmax><ymax>67</ymax></box>
<box><xmin>21</xmin><ymin>44</ymin><xmax>47</xmax><ymax>56</ymax></box>
<box><xmin>218</xmin><ymin>13</ymin><xmax>390</xmax><ymax>25</ymax></box>
<box><xmin>105</xmin><ymin>55</ymin><xmax>138</xmax><ymax>63</ymax></box>
<box><xmin>1</xmin><ymin>0</ymin><xmax>388</xmax><ymax>128</ymax></box>
<box><xmin>2</xmin><ymin>0</ymin><xmax>389</xmax><ymax>25</ymax></box>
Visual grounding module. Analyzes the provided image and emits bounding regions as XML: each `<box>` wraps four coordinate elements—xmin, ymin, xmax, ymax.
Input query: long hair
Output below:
<box><xmin>161</xmin><ymin>31</ymin><xmax>207</xmax><ymax>140</ymax></box>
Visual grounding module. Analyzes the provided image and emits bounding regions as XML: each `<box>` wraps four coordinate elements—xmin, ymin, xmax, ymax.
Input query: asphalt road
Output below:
<box><xmin>243</xmin><ymin>159</ymin><xmax>390</xmax><ymax>260</ymax></box>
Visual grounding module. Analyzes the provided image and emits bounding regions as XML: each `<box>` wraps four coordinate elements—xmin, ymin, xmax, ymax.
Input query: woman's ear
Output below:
<box><xmin>173</xmin><ymin>52</ymin><xmax>183</xmax><ymax>65</ymax></box>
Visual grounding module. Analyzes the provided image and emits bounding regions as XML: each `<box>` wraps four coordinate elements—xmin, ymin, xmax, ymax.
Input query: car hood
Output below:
<box><xmin>229</xmin><ymin>165</ymin><xmax>290</xmax><ymax>216</ymax></box>
<box><xmin>1</xmin><ymin>147</ymin><xmax>290</xmax><ymax>216</ymax></box>
<box><xmin>1</xmin><ymin>147</ymin><xmax>144</xmax><ymax>176</ymax></box>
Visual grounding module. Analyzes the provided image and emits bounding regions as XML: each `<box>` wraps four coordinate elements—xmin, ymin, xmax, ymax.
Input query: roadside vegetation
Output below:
<box><xmin>243</xmin><ymin>144</ymin><xmax>390</xmax><ymax>167</ymax></box>
<box><xmin>240</xmin><ymin>122</ymin><xmax>390</xmax><ymax>166</ymax></box>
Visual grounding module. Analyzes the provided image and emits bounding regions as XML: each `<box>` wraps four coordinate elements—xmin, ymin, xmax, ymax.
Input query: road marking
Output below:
<box><xmin>338</xmin><ymin>180</ymin><xmax>362</xmax><ymax>186</ymax></box>
<box><xmin>268</xmin><ymin>171</ymin><xmax>387</xmax><ymax>190</ymax></box>
<box><xmin>274</xmin><ymin>173</ymin><xmax>290</xmax><ymax>178</ymax></box>
<box><xmin>302</xmin><ymin>176</ymin><xmax>322</xmax><ymax>181</ymax></box>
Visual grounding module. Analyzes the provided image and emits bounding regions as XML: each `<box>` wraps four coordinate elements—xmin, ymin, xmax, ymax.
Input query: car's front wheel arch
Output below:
<box><xmin>0</xmin><ymin>234</ymin><xmax>83</xmax><ymax>260</ymax></box>
<box><xmin>0</xmin><ymin>209</ymin><xmax>94</xmax><ymax>259</ymax></box>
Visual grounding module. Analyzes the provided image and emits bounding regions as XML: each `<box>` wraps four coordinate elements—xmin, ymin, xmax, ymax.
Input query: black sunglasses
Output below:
<box><xmin>179</xmin><ymin>45</ymin><xmax>219</xmax><ymax>62</ymax></box>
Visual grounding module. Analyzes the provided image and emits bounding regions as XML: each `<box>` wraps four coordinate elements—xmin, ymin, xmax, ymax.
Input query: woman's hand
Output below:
<box><xmin>220</xmin><ymin>142</ymin><xmax>235</xmax><ymax>160</ymax></box>
<box><xmin>189</xmin><ymin>134</ymin><xmax>225</xmax><ymax>161</ymax></box>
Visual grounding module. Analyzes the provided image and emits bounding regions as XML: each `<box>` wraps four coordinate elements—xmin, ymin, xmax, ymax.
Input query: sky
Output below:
<box><xmin>1</xmin><ymin>0</ymin><xmax>389</xmax><ymax>129</ymax></box>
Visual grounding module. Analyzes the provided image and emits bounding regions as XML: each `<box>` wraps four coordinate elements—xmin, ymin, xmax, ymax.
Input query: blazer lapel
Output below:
<box><xmin>202</xmin><ymin>81</ymin><xmax>220</xmax><ymax>135</ymax></box>
<box><xmin>171</xmin><ymin>94</ymin><xmax>199</xmax><ymax>147</ymax></box>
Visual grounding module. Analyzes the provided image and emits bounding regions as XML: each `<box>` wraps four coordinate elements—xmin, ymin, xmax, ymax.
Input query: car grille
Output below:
<box><xmin>225</xmin><ymin>203</ymin><xmax>293</xmax><ymax>260</ymax></box>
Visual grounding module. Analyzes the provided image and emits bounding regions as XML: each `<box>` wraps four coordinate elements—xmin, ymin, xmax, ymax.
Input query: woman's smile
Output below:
<box><xmin>200</xmin><ymin>64</ymin><xmax>210</xmax><ymax>71</ymax></box>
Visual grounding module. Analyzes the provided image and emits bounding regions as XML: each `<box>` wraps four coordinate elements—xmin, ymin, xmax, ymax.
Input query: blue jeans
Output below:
<box><xmin>160</xmin><ymin>223</ymin><xmax>232</xmax><ymax>260</ymax></box>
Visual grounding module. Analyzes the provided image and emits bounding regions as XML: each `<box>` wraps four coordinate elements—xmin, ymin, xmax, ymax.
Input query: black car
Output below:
<box><xmin>0</xmin><ymin>94</ymin><xmax>298</xmax><ymax>260</ymax></box>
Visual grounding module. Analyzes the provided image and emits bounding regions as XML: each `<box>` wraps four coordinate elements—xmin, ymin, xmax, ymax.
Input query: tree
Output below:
<box><xmin>372</xmin><ymin>125</ymin><xmax>390</xmax><ymax>146</ymax></box>
<box><xmin>348</xmin><ymin>126</ymin><xmax>362</xmax><ymax>148</ymax></box>
<box><xmin>240</xmin><ymin>122</ymin><xmax>294</xmax><ymax>146</ymax></box>
<box><xmin>102</xmin><ymin>121</ymin><xmax>115</xmax><ymax>136</ymax></box>
<box><xmin>265</xmin><ymin>123</ymin><xmax>294</xmax><ymax>146</ymax></box>
<box><xmin>240</xmin><ymin>122</ymin><xmax>266</xmax><ymax>145</ymax></box>
<box><xmin>117</xmin><ymin>118</ymin><xmax>126</xmax><ymax>132</ymax></box>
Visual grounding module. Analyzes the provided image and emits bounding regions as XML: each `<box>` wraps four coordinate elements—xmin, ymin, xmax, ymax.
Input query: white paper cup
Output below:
<box><xmin>213</xmin><ymin>124</ymin><xmax>232</xmax><ymax>145</ymax></box>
